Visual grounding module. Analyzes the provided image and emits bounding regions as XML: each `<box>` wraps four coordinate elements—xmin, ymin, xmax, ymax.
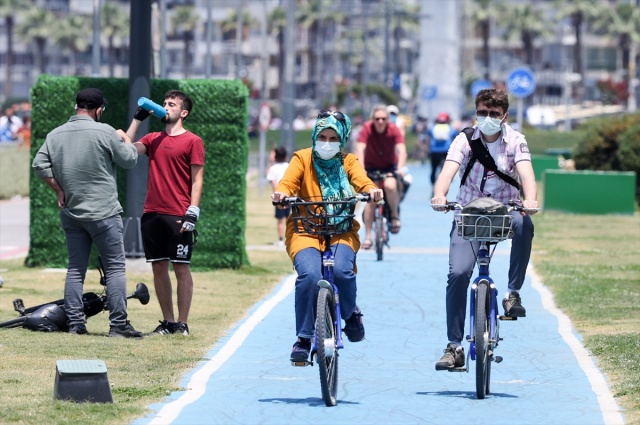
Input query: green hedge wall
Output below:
<box><xmin>26</xmin><ymin>75</ymin><xmax>249</xmax><ymax>270</ymax></box>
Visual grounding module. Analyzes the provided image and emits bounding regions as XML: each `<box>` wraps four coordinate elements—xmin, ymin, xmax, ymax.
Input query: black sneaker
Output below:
<box><xmin>343</xmin><ymin>306</ymin><xmax>365</xmax><ymax>342</ymax></box>
<box><xmin>68</xmin><ymin>324</ymin><xmax>88</xmax><ymax>335</ymax></box>
<box><xmin>175</xmin><ymin>322</ymin><xmax>190</xmax><ymax>336</ymax></box>
<box><xmin>109</xmin><ymin>320</ymin><xmax>143</xmax><ymax>339</ymax></box>
<box><xmin>435</xmin><ymin>343</ymin><xmax>465</xmax><ymax>370</ymax></box>
<box><xmin>503</xmin><ymin>292</ymin><xmax>526</xmax><ymax>317</ymax></box>
<box><xmin>149</xmin><ymin>320</ymin><xmax>177</xmax><ymax>336</ymax></box>
<box><xmin>290</xmin><ymin>338</ymin><xmax>311</xmax><ymax>362</ymax></box>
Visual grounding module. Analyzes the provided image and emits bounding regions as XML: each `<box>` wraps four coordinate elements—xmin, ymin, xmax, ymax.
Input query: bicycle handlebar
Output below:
<box><xmin>431</xmin><ymin>200</ymin><xmax>540</xmax><ymax>213</ymax></box>
<box><xmin>272</xmin><ymin>193</ymin><xmax>372</xmax><ymax>207</ymax></box>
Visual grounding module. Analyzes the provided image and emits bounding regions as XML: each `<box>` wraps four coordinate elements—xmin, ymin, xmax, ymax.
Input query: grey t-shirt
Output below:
<box><xmin>33</xmin><ymin>115</ymin><xmax>138</xmax><ymax>221</ymax></box>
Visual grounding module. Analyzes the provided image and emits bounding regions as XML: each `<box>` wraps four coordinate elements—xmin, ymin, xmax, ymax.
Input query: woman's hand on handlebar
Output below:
<box><xmin>271</xmin><ymin>191</ymin><xmax>289</xmax><ymax>206</ymax></box>
<box><xmin>368</xmin><ymin>187</ymin><xmax>384</xmax><ymax>202</ymax></box>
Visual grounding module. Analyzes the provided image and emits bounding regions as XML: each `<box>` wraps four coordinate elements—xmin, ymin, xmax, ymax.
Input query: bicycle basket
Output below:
<box><xmin>457</xmin><ymin>197</ymin><xmax>513</xmax><ymax>242</ymax></box>
<box><xmin>290</xmin><ymin>200</ymin><xmax>356</xmax><ymax>235</ymax></box>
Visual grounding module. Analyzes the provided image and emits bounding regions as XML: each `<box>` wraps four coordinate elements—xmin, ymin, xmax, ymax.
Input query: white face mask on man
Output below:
<box><xmin>314</xmin><ymin>141</ymin><xmax>341</xmax><ymax>160</ymax></box>
<box><xmin>476</xmin><ymin>116</ymin><xmax>503</xmax><ymax>136</ymax></box>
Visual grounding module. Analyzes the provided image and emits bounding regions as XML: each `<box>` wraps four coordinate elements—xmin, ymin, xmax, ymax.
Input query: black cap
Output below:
<box><xmin>76</xmin><ymin>88</ymin><xmax>108</xmax><ymax>109</ymax></box>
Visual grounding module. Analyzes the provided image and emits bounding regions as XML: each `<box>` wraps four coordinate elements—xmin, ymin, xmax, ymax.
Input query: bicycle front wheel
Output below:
<box><xmin>374</xmin><ymin>213</ymin><xmax>385</xmax><ymax>261</ymax></box>
<box><xmin>316</xmin><ymin>287</ymin><xmax>339</xmax><ymax>406</ymax></box>
<box><xmin>475</xmin><ymin>281</ymin><xmax>490</xmax><ymax>399</ymax></box>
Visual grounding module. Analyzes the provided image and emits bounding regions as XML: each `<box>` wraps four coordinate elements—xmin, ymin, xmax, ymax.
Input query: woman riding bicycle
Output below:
<box><xmin>430</xmin><ymin>89</ymin><xmax>539</xmax><ymax>371</ymax></box>
<box><xmin>272</xmin><ymin>110</ymin><xmax>383</xmax><ymax>363</ymax></box>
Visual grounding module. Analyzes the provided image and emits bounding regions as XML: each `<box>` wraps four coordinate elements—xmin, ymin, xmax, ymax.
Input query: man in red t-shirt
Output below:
<box><xmin>125</xmin><ymin>90</ymin><xmax>204</xmax><ymax>337</ymax></box>
<box><xmin>356</xmin><ymin>104</ymin><xmax>407</xmax><ymax>248</ymax></box>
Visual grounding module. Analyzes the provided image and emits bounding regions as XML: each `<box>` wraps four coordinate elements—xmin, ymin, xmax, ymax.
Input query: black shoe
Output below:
<box><xmin>109</xmin><ymin>320</ymin><xmax>143</xmax><ymax>339</ymax></box>
<box><xmin>175</xmin><ymin>322</ymin><xmax>190</xmax><ymax>336</ymax></box>
<box><xmin>290</xmin><ymin>338</ymin><xmax>311</xmax><ymax>362</ymax></box>
<box><xmin>435</xmin><ymin>343</ymin><xmax>465</xmax><ymax>370</ymax></box>
<box><xmin>503</xmin><ymin>292</ymin><xmax>526</xmax><ymax>317</ymax></box>
<box><xmin>343</xmin><ymin>306</ymin><xmax>365</xmax><ymax>342</ymax></box>
<box><xmin>148</xmin><ymin>320</ymin><xmax>177</xmax><ymax>336</ymax></box>
<box><xmin>68</xmin><ymin>324</ymin><xmax>88</xmax><ymax>335</ymax></box>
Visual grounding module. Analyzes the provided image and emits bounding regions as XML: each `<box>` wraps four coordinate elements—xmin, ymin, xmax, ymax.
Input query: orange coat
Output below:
<box><xmin>276</xmin><ymin>148</ymin><xmax>378</xmax><ymax>262</ymax></box>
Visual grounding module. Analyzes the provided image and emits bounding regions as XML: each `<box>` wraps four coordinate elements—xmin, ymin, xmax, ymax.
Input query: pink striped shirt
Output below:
<box><xmin>446</xmin><ymin>123</ymin><xmax>531</xmax><ymax>206</ymax></box>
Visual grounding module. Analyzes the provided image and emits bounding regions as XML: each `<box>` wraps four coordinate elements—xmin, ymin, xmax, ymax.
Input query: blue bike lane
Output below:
<box><xmin>132</xmin><ymin>164</ymin><xmax>625</xmax><ymax>425</ymax></box>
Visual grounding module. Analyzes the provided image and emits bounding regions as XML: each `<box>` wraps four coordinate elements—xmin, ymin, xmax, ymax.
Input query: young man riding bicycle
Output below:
<box><xmin>431</xmin><ymin>89</ymin><xmax>539</xmax><ymax>370</ymax></box>
<box><xmin>356</xmin><ymin>104</ymin><xmax>407</xmax><ymax>249</ymax></box>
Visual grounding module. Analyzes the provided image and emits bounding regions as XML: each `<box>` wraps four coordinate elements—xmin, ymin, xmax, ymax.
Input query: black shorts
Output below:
<box><xmin>141</xmin><ymin>213</ymin><xmax>194</xmax><ymax>263</ymax></box>
<box><xmin>275</xmin><ymin>206</ymin><xmax>290</xmax><ymax>219</ymax></box>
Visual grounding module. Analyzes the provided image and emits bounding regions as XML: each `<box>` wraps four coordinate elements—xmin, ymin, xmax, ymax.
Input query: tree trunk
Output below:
<box><xmin>36</xmin><ymin>37</ymin><xmax>47</xmax><ymax>74</ymax></box>
<box><xmin>4</xmin><ymin>16</ymin><xmax>14</xmax><ymax>99</ymax></box>
<box><xmin>572</xmin><ymin>11</ymin><xmax>584</xmax><ymax>103</ymax></box>
<box><xmin>481</xmin><ymin>19</ymin><xmax>490</xmax><ymax>81</ymax></box>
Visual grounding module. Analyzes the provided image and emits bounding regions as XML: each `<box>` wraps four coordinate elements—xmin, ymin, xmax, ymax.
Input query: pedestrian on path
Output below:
<box><xmin>266</xmin><ymin>146</ymin><xmax>289</xmax><ymax>246</ymax></box>
<box><xmin>32</xmin><ymin>87</ymin><xmax>143</xmax><ymax>338</ymax></box>
<box><xmin>272</xmin><ymin>110</ymin><xmax>383</xmax><ymax>363</ymax></box>
<box><xmin>125</xmin><ymin>90</ymin><xmax>205</xmax><ymax>337</ymax></box>
<box><xmin>431</xmin><ymin>88</ymin><xmax>538</xmax><ymax>370</ymax></box>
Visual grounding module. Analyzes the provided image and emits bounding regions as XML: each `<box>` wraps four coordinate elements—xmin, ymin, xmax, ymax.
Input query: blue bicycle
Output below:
<box><xmin>275</xmin><ymin>193</ymin><xmax>370</xmax><ymax>406</ymax></box>
<box><xmin>435</xmin><ymin>200</ymin><xmax>536</xmax><ymax>399</ymax></box>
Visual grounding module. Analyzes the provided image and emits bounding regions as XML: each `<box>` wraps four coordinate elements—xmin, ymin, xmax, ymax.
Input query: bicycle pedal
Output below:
<box><xmin>494</xmin><ymin>356</ymin><xmax>503</xmax><ymax>363</ymax></box>
<box><xmin>499</xmin><ymin>315</ymin><xmax>518</xmax><ymax>321</ymax></box>
<box><xmin>448</xmin><ymin>367</ymin><xmax>467</xmax><ymax>373</ymax></box>
<box><xmin>290</xmin><ymin>360</ymin><xmax>313</xmax><ymax>367</ymax></box>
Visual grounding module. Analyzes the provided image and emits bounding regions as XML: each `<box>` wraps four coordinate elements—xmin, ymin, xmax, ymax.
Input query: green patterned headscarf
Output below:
<box><xmin>312</xmin><ymin>111</ymin><xmax>353</xmax><ymax>201</ymax></box>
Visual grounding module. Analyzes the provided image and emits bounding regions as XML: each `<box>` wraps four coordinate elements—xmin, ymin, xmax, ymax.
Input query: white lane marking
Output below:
<box><xmin>529</xmin><ymin>264</ymin><xmax>625</xmax><ymax>425</ymax></box>
<box><xmin>147</xmin><ymin>274</ymin><xmax>296</xmax><ymax>425</ymax></box>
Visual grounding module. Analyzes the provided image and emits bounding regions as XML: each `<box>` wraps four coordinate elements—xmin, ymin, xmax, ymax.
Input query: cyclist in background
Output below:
<box><xmin>431</xmin><ymin>88</ymin><xmax>538</xmax><ymax>371</ymax></box>
<box><xmin>427</xmin><ymin>112</ymin><xmax>458</xmax><ymax>192</ymax></box>
<box><xmin>272</xmin><ymin>110</ymin><xmax>383</xmax><ymax>363</ymax></box>
<box><xmin>356</xmin><ymin>104</ymin><xmax>407</xmax><ymax>249</ymax></box>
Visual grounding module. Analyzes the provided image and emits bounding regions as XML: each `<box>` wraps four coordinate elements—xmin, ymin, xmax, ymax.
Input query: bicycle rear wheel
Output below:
<box><xmin>316</xmin><ymin>287</ymin><xmax>339</xmax><ymax>406</ymax></box>
<box><xmin>475</xmin><ymin>281</ymin><xmax>490</xmax><ymax>399</ymax></box>
<box><xmin>374</xmin><ymin>213</ymin><xmax>384</xmax><ymax>261</ymax></box>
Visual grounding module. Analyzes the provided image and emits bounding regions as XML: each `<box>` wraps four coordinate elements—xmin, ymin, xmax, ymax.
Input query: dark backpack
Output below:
<box><xmin>459</xmin><ymin>127</ymin><xmax>520</xmax><ymax>190</ymax></box>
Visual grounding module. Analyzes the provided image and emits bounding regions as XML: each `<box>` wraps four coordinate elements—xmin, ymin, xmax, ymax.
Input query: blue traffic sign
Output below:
<box><xmin>421</xmin><ymin>85</ymin><xmax>438</xmax><ymax>101</ymax></box>
<box><xmin>470</xmin><ymin>79</ymin><xmax>493</xmax><ymax>97</ymax></box>
<box><xmin>507</xmin><ymin>67</ymin><xmax>536</xmax><ymax>98</ymax></box>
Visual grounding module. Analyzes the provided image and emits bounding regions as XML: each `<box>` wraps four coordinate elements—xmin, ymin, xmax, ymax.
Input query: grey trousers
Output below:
<box><xmin>60</xmin><ymin>212</ymin><xmax>129</xmax><ymax>327</ymax></box>
<box><xmin>445</xmin><ymin>211</ymin><xmax>534</xmax><ymax>343</ymax></box>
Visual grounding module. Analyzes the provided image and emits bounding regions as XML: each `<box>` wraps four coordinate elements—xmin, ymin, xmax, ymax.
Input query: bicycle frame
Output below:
<box><xmin>468</xmin><ymin>241</ymin><xmax>500</xmax><ymax>361</ymax></box>
<box><xmin>310</xmin><ymin>234</ymin><xmax>345</xmax><ymax>360</ymax></box>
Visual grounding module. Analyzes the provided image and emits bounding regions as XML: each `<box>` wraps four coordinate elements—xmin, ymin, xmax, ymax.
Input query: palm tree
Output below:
<box><xmin>170</xmin><ymin>5</ymin><xmax>199</xmax><ymax>78</ymax></box>
<box><xmin>101</xmin><ymin>2</ymin><xmax>129</xmax><ymax>78</ymax></box>
<box><xmin>467</xmin><ymin>0</ymin><xmax>502</xmax><ymax>81</ymax></box>
<box><xmin>0</xmin><ymin>0</ymin><xmax>32</xmax><ymax>98</ymax></box>
<box><xmin>389</xmin><ymin>1</ymin><xmax>420</xmax><ymax>76</ymax></box>
<box><xmin>15</xmin><ymin>9</ymin><xmax>56</xmax><ymax>75</ymax></box>
<box><xmin>591</xmin><ymin>1</ymin><xmax>640</xmax><ymax>110</ymax></box>
<box><xmin>500</xmin><ymin>3</ymin><xmax>552</xmax><ymax>67</ymax></box>
<box><xmin>220</xmin><ymin>8</ymin><xmax>258</xmax><ymax>41</ymax></box>
<box><xmin>53</xmin><ymin>15</ymin><xmax>91</xmax><ymax>76</ymax></box>
<box><xmin>554</xmin><ymin>0</ymin><xmax>601</xmax><ymax>102</ymax></box>
<box><xmin>268</xmin><ymin>6</ymin><xmax>286</xmax><ymax>99</ymax></box>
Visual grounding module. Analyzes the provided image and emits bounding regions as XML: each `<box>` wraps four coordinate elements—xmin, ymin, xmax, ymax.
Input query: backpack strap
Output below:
<box><xmin>459</xmin><ymin>127</ymin><xmax>520</xmax><ymax>190</ymax></box>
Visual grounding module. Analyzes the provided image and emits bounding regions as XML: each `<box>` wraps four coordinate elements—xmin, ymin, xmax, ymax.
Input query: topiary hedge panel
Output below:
<box><xmin>27</xmin><ymin>75</ymin><xmax>249</xmax><ymax>270</ymax></box>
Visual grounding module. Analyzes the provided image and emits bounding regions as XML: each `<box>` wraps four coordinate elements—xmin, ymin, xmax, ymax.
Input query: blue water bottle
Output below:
<box><xmin>137</xmin><ymin>97</ymin><xmax>168</xmax><ymax>119</ymax></box>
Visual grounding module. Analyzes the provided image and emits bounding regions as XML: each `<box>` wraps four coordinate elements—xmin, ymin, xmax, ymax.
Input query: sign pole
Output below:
<box><xmin>258</xmin><ymin>102</ymin><xmax>272</xmax><ymax>193</ymax></box>
<box><xmin>517</xmin><ymin>97</ymin><xmax>524</xmax><ymax>131</ymax></box>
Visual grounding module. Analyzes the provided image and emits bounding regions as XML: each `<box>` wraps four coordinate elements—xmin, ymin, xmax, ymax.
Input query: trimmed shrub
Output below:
<box><xmin>617</xmin><ymin>124</ymin><xmax>640</xmax><ymax>200</ymax></box>
<box><xmin>26</xmin><ymin>75</ymin><xmax>249</xmax><ymax>270</ymax></box>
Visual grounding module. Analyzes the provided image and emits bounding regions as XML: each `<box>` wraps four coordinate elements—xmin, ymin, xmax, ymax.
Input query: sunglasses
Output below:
<box><xmin>374</xmin><ymin>117</ymin><xmax>387</xmax><ymax>122</ymax></box>
<box><xmin>476</xmin><ymin>109</ymin><xmax>503</xmax><ymax>119</ymax></box>
<box><xmin>318</xmin><ymin>110</ymin><xmax>346</xmax><ymax>123</ymax></box>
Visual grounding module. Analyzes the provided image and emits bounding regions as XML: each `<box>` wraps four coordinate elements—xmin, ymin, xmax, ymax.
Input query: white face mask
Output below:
<box><xmin>476</xmin><ymin>116</ymin><xmax>503</xmax><ymax>136</ymax></box>
<box><xmin>314</xmin><ymin>141</ymin><xmax>341</xmax><ymax>160</ymax></box>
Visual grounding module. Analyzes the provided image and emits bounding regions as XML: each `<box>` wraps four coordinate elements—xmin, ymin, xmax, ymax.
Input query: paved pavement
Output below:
<box><xmin>0</xmin><ymin>197</ymin><xmax>29</xmax><ymax>260</ymax></box>
<box><xmin>129</xmin><ymin>163</ymin><xmax>625</xmax><ymax>425</ymax></box>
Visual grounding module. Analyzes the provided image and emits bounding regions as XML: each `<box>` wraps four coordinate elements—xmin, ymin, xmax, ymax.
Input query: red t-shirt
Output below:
<box><xmin>140</xmin><ymin>130</ymin><xmax>205</xmax><ymax>216</ymax></box>
<box><xmin>357</xmin><ymin>121</ymin><xmax>404</xmax><ymax>170</ymax></box>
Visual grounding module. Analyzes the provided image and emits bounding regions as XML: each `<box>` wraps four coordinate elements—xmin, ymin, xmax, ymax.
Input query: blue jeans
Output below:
<box><xmin>292</xmin><ymin>245</ymin><xmax>358</xmax><ymax>339</ymax></box>
<box><xmin>445</xmin><ymin>211</ymin><xmax>534</xmax><ymax>343</ymax></box>
<box><xmin>60</xmin><ymin>213</ymin><xmax>129</xmax><ymax>327</ymax></box>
